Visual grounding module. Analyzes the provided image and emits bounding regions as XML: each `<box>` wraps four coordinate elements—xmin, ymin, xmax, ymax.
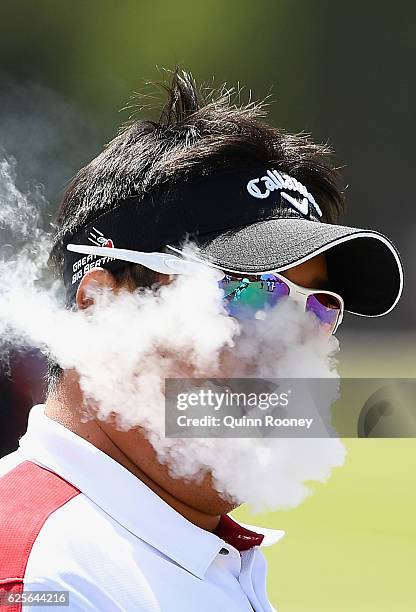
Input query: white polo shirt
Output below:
<box><xmin>0</xmin><ymin>405</ymin><xmax>284</xmax><ymax>612</ymax></box>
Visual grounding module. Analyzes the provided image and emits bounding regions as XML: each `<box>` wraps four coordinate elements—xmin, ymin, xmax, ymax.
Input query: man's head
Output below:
<box><xmin>44</xmin><ymin>69</ymin><xmax>403</xmax><ymax>519</ymax></box>
<box><xmin>48</xmin><ymin>68</ymin><xmax>349</xmax><ymax>389</ymax></box>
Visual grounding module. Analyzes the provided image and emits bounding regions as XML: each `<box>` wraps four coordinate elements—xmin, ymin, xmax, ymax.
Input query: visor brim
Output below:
<box><xmin>169</xmin><ymin>219</ymin><xmax>403</xmax><ymax>317</ymax></box>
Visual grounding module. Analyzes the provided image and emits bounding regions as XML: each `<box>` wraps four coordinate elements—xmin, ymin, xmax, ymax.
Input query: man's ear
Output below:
<box><xmin>75</xmin><ymin>268</ymin><xmax>117</xmax><ymax>311</ymax></box>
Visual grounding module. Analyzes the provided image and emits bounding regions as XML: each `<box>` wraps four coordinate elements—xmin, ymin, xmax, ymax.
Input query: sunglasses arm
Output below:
<box><xmin>66</xmin><ymin>244</ymin><xmax>207</xmax><ymax>275</ymax></box>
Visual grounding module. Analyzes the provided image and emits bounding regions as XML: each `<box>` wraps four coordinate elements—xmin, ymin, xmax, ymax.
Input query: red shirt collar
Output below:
<box><xmin>213</xmin><ymin>514</ymin><xmax>264</xmax><ymax>551</ymax></box>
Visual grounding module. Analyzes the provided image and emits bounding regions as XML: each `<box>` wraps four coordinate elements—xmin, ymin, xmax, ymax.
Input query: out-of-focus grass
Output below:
<box><xmin>336</xmin><ymin>332</ymin><xmax>416</xmax><ymax>378</ymax></box>
<box><xmin>232</xmin><ymin>333</ymin><xmax>416</xmax><ymax>612</ymax></box>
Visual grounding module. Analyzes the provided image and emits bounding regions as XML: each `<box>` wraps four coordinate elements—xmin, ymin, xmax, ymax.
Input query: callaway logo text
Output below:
<box><xmin>246</xmin><ymin>169</ymin><xmax>322</xmax><ymax>217</ymax></box>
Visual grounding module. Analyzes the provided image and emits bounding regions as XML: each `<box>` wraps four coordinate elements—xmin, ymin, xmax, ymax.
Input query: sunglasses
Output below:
<box><xmin>67</xmin><ymin>244</ymin><xmax>344</xmax><ymax>334</ymax></box>
<box><xmin>219</xmin><ymin>271</ymin><xmax>343</xmax><ymax>334</ymax></box>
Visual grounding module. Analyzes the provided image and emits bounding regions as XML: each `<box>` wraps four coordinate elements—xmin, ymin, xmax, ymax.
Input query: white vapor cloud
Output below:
<box><xmin>0</xmin><ymin>155</ymin><xmax>346</xmax><ymax>512</ymax></box>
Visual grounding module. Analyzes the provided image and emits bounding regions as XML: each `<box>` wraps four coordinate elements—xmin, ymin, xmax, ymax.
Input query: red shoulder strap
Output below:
<box><xmin>0</xmin><ymin>461</ymin><xmax>80</xmax><ymax>611</ymax></box>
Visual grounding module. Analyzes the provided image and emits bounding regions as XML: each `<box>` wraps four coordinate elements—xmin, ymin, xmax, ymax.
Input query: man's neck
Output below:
<box><xmin>44</xmin><ymin>372</ymin><xmax>222</xmax><ymax>532</ymax></box>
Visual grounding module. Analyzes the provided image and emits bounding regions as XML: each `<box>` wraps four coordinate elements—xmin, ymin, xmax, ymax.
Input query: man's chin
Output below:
<box><xmin>191</xmin><ymin>499</ymin><xmax>239</xmax><ymax>519</ymax></box>
<box><xmin>178</xmin><ymin>477</ymin><xmax>239</xmax><ymax>517</ymax></box>
<box><xmin>201</xmin><ymin>487</ymin><xmax>241</xmax><ymax>516</ymax></box>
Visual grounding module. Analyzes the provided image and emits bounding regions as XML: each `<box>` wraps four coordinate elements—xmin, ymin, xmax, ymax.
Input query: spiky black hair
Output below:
<box><xmin>47</xmin><ymin>67</ymin><xmax>344</xmax><ymax>390</ymax></box>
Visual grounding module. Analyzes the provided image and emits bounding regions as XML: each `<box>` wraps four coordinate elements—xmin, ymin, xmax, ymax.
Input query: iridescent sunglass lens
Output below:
<box><xmin>306</xmin><ymin>292</ymin><xmax>341</xmax><ymax>334</ymax></box>
<box><xmin>219</xmin><ymin>274</ymin><xmax>290</xmax><ymax>319</ymax></box>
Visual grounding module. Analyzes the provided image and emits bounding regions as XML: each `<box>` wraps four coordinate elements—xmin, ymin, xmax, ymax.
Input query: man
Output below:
<box><xmin>0</xmin><ymin>69</ymin><xmax>403</xmax><ymax>611</ymax></box>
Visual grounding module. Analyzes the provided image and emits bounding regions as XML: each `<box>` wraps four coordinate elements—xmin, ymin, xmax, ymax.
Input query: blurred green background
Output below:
<box><xmin>1</xmin><ymin>1</ymin><xmax>415</xmax><ymax>610</ymax></box>
<box><xmin>235</xmin><ymin>340</ymin><xmax>416</xmax><ymax>612</ymax></box>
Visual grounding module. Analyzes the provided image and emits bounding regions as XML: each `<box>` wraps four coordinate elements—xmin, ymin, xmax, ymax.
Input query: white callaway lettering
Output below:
<box><xmin>247</xmin><ymin>169</ymin><xmax>323</xmax><ymax>217</ymax></box>
<box><xmin>281</xmin><ymin>192</ymin><xmax>309</xmax><ymax>216</ymax></box>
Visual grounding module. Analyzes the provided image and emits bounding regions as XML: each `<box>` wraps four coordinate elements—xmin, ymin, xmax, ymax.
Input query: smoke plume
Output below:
<box><xmin>0</xmin><ymin>154</ymin><xmax>346</xmax><ymax>512</ymax></box>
